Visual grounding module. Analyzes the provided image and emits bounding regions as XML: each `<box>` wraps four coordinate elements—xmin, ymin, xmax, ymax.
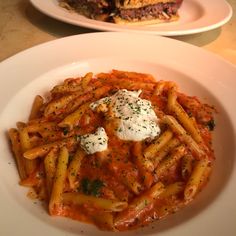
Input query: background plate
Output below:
<box><xmin>30</xmin><ymin>0</ymin><xmax>233</xmax><ymax>36</ymax></box>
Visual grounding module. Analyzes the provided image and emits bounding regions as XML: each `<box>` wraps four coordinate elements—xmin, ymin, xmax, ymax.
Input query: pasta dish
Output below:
<box><xmin>8</xmin><ymin>70</ymin><xmax>216</xmax><ymax>231</ymax></box>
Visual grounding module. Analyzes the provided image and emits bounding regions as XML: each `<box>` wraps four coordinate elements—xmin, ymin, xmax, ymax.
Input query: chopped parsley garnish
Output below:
<box><xmin>74</xmin><ymin>135</ymin><xmax>80</xmax><ymax>141</ymax></box>
<box><xmin>206</xmin><ymin>119</ymin><xmax>215</xmax><ymax>131</ymax></box>
<box><xmin>62</xmin><ymin>127</ymin><xmax>69</xmax><ymax>135</ymax></box>
<box><xmin>80</xmin><ymin>178</ymin><xmax>104</xmax><ymax>197</ymax></box>
<box><xmin>68</xmin><ymin>155</ymin><xmax>74</xmax><ymax>163</ymax></box>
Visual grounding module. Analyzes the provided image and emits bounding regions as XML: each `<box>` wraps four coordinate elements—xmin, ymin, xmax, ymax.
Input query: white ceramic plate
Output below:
<box><xmin>0</xmin><ymin>32</ymin><xmax>236</xmax><ymax>236</ymax></box>
<box><xmin>30</xmin><ymin>0</ymin><xmax>232</xmax><ymax>36</ymax></box>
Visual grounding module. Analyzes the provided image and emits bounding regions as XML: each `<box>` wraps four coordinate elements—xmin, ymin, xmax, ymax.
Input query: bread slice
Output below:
<box><xmin>113</xmin><ymin>14</ymin><xmax>179</xmax><ymax>25</ymax></box>
<box><xmin>115</xmin><ymin>0</ymin><xmax>177</xmax><ymax>9</ymax></box>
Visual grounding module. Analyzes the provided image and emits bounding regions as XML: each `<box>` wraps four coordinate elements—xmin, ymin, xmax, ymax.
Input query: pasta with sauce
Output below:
<box><xmin>8</xmin><ymin>70</ymin><xmax>216</xmax><ymax>231</ymax></box>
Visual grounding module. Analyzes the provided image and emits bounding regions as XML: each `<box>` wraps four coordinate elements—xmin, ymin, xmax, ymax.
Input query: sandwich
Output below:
<box><xmin>59</xmin><ymin>0</ymin><xmax>114</xmax><ymax>21</ymax></box>
<box><xmin>59</xmin><ymin>0</ymin><xmax>183</xmax><ymax>25</ymax></box>
<box><xmin>113</xmin><ymin>0</ymin><xmax>183</xmax><ymax>25</ymax></box>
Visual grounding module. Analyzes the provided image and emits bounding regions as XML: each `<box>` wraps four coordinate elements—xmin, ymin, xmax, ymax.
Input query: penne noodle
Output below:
<box><xmin>44</xmin><ymin>148</ymin><xmax>57</xmax><ymax>198</ymax></box>
<box><xmin>156</xmin><ymin>203</ymin><xmax>181</xmax><ymax>220</ymax></box>
<box><xmin>67</xmin><ymin>148</ymin><xmax>85</xmax><ymax>189</ymax></box>
<box><xmin>29</xmin><ymin>95</ymin><xmax>44</xmax><ymax>120</ymax></box>
<box><xmin>16</xmin><ymin>121</ymin><xmax>26</xmax><ymax>129</ymax></box>
<box><xmin>8</xmin><ymin>128</ymin><xmax>27</xmax><ymax>180</ymax></box>
<box><xmin>159</xmin><ymin>182</ymin><xmax>185</xmax><ymax>198</ymax></box>
<box><xmin>61</xmin><ymin>92</ymin><xmax>94</xmax><ymax>116</ymax></box>
<box><xmin>198</xmin><ymin>166</ymin><xmax>212</xmax><ymax>189</ymax></box>
<box><xmin>58</xmin><ymin>102</ymin><xmax>90</xmax><ymax>129</ymax></box>
<box><xmin>163</xmin><ymin>115</ymin><xmax>205</xmax><ymax>159</ymax></box>
<box><xmin>19</xmin><ymin>127</ymin><xmax>37</xmax><ymax>175</ymax></box>
<box><xmin>108</xmin><ymin>158</ymin><xmax>142</xmax><ymax>195</ymax></box>
<box><xmin>81</xmin><ymin>72</ymin><xmax>93</xmax><ymax>90</ymax></box>
<box><xmin>133</xmin><ymin>142</ymin><xmax>154</xmax><ymax>172</ymax></box>
<box><xmin>44</xmin><ymin>93</ymin><xmax>79</xmax><ymax>116</ymax></box>
<box><xmin>124</xmin><ymin>176</ymin><xmax>142</xmax><ymax>195</ymax></box>
<box><xmin>152</xmin><ymin>81</ymin><xmax>165</xmax><ymax>97</ymax></box>
<box><xmin>114</xmin><ymin>182</ymin><xmax>165</xmax><ymax>227</ymax></box>
<box><xmin>62</xmin><ymin>192</ymin><xmax>128</xmax><ymax>212</ymax></box>
<box><xmin>23</xmin><ymin>136</ymin><xmax>77</xmax><ymax>159</ymax></box>
<box><xmin>153</xmin><ymin>137</ymin><xmax>180</xmax><ymax>168</ymax></box>
<box><xmin>111</xmin><ymin>70</ymin><xmax>157</xmax><ymax>83</ymax></box>
<box><xmin>20</xmin><ymin>165</ymin><xmax>43</xmax><ymax>187</ymax></box>
<box><xmin>19</xmin><ymin>127</ymin><xmax>31</xmax><ymax>151</ymax></box>
<box><xmin>51</xmin><ymin>77</ymin><xmax>82</xmax><ymax>95</ymax></box>
<box><xmin>171</xmin><ymin>101</ymin><xmax>203</xmax><ymax>143</ymax></box>
<box><xmin>167</xmin><ymin>83</ymin><xmax>178</xmax><ymax>110</ymax></box>
<box><xmin>144</xmin><ymin>129</ymin><xmax>173</xmax><ymax>160</ymax></box>
<box><xmin>92</xmin><ymin>85</ymin><xmax>111</xmax><ymax>99</ymax></box>
<box><xmin>181</xmin><ymin>154</ymin><xmax>194</xmax><ymax>180</ymax></box>
<box><xmin>132</xmin><ymin>142</ymin><xmax>154</xmax><ymax>188</ymax></box>
<box><xmin>155</xmin><ymin>145</ymin><xmax>186</xmax><ymax>177</ymax></box>
<box><xmin>91</xmin><ymin>211</ymin><xmax>115</xmax><ymax>231</ymax></box>
<box><xmin>49</xmin><ymin>147</ymin><xmax>69</xmax><ymax>214</ymax></box>
<box><xmin>98</xmin><ymin>74</ymin><xmax>155</xmax><ymax>91</ymax></box>
<box><xmin>184</xmin><ymin>158</ymin><xmax>209</xmax><ymax>201</ymax></box>
<box><xmin>26</xmin><ymin>122</ymin><xmax>57</xmax><ymax>133</ymax></box>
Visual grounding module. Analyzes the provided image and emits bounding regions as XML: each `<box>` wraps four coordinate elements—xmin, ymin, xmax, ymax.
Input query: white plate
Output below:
<box><xmin>0</xmin><ymin>32</ymin><xmax>236</xmax><ymax>236</ymax></box>
<box><xmin>30</xmin><ymin>0</ymin><xmax>232</xmax><ymax>36</ymax></box>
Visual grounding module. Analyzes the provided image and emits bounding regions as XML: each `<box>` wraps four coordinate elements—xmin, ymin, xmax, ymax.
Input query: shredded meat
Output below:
<box><xmin>60</xmin><ymin>0</ymin><xmax>183</xmax><ymax>21</ymax></box>
<box><xmin>119</xmin><ymin>2</ymin><xmax>181</xmax><ymax>21</ymax></box>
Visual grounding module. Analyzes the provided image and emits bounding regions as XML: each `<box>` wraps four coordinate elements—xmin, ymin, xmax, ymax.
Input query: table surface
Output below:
<box><xmin>0</xmin><ymin>0</ymin><xmax>236</xmax><ymax>65</ymax></box>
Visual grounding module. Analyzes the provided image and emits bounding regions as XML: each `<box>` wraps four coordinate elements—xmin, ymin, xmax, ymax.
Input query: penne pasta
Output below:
<box><xmin>81</xmin><ymin>72</ymin><xmax>93</xmax><ymax>90</ymax></box>
<box><xmin>181</xmin><ymin>154</ymin><xmax>194</xmax><ymax>180</ymax></box>
<box><xmin>114</xmin><ymin>182</ymin><xmax>165</xmax><ymax>227</ymax></box>
<box><xmin>23</xmin><ymin>136</ymin><xmax>77</xmax><ymax>160</ymax></box>
<box><xmin>144</xmin><ymin>129</ymin><xmax>173</xmax><ymax>160</ymax></box>
<box><xmin>159</xmin><ymin>182</ymin><xmax>185</xmax><ymax>198</ymax></box>
<box><xmin>62</xmin><ymin>192</ymin><xmax>128</xmax><ymax>212</ymax></box>
<box><xmin>132</xmin><ymin>142</ymin><xmax>154</xmax><ymax>188</ymax></box>
<box><xmin>44</xmin><ymin>93</ymin><xmax>79</xmax><ymax>117</ymax></box>
<box><xmin>163</xmin><ymin>115</ymin><xmax>205</xmax><ymax>159</ymax></box>
<box><xmin>58</xmin><ymin>102</ymin><xmax>90</xmax><ymax>129</ymax></box>
<box><xmin>8</xmin><ymin>70</ymin><xmax>216</xmax><ymax>231</ymax></box>
<box><xmin>175</xmin><ymin>102</ymin><xmax>203</xmax><ymax>143</ymax></box>
<box><xmin>184</xmin><ymin>158</ymin><xmax>209</xmax><ymax>201</ymax></box>
<box><xmin>91</xmin><ymin>211</ymin><xmax>115</xmax><ymax>231</ymax></box>
<box><xmin>8</xmin><ymin>128</ymin><xmax>27</xmax><ymax>180</ymax></box>
<box><xmin>29</xmin><ymin>95</ymin><xmax>44</xmax><ymax>120</ymax></box>
<box><xmin>167</xmin><ymin>83</ymin><xmax>178</xmax><ymax>110</ymax></box>
<box><xmin>67</xmin><ymin>148</ymin><xmax>85</xmax><ymax>189</ymax></box>
<box><xmin>44</xmin><ymin>148</ymin><xmax>57</xmax><ymax>198</ymax></box>
<box><xmin>16</xmin><ymin>121</ymin><xmax>26</xmax><ymax>129</ymax></box>
<box><xmin>155</xmin><ymin>145</ymin><xmax>186</xmax><ymax>177</ymax></box>
<box><xmin>123</xmin><ymin>175</ymin><xmax>142</xmax><ymax>195</ymax></box>
<box><xmin>19</xmin><ymin>127</ymin><xmax>37</xmax><ymax>175</ymax></box>
<box><xmin>111</xmin><ymin>70</ymin><xmax>157</xmax><ymax>83</ymax></box>
<box><xmin>50</xmin><ymin>77</ymin><xmax>82</xmax><ymax>95</ymax></box>
<box><xmin>49</xmin><ymin>147</ymin><xmax>69</xmax><ymax>214</ymax></box>
<box><xmin>26</xmin><ymin>122</ymin><xmax>57</xmax><ymax>133</ymax></box>
<box><xmin>153</xmin><ymin>137</ymin><xmax>180</xmax><ymax>168</ymax></box>
<box><xmin>133</xmin><ymin>142</ymin><xmax>154</xmax><ymax>172</ymax></box>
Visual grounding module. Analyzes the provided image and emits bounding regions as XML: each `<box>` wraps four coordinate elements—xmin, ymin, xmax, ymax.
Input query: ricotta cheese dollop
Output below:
<box><xmin>90</xmin><ymin>89</ymin><xmax>160</xmax><ymax>141</ymax></box>
<box><xmin>80</xmin><ymin>127</ymin><xmax>108</xmax><ymax>154</ymax></box>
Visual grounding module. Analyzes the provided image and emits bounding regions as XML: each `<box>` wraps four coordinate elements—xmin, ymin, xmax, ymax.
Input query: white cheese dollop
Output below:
<box><xmin>90</xmin><ymin>89</ymin><xmax>160</xmax><ymax>141</ymax></box>
<box><xmin>80</xmin><ymin>127</ymin><xmax>108</xmax><ymax>154</ymax></box>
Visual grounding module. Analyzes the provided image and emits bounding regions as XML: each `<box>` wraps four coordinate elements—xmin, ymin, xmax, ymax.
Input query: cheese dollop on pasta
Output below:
<box><xmin>90</xmin><ymin>89</ymin><xmax>160</xmax><ymax>141</ymax></box>
<box><xmin>80</xmin><ymin>127</ymin><xmax>108</xmax><ymax>154</ymax></box>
